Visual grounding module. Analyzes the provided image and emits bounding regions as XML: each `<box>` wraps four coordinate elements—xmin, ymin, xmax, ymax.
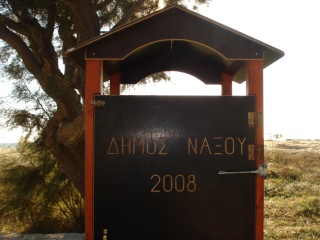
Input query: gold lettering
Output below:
<box><xmin>107</xmin><ymin>137</ymin><xmax>119</xmax><ymax>154</ymax></box>
<box><xmin>238</xmin><ymin>137</ymin><xmax>246</xmax><ymax>155</ymax></box>
<box><xmin>121</xmin><ymin>137</ymin><xmax>131</xmax><ymax>154</ymax></box>
<box><xmin>146</xmin><ymin>137</ymin><xmax>157</xmax><ymax>154</ymax></box>
<box><xmin>200</xmin><ymin>137</ymin><xmax>212</xmax><ymax>155</ymax></box>
<box><xmin>158</xmin><ymin>137</ymin><xmax>167</xmax><ymax>155</ymax></box>
<box><xmin>151</xmin><ymin>174</ymin><xmax>196</xmax><ymax>193</ymax></box>
<box><xmin>225</xmin><ymin>137</ymin><xmax>235</xmax><ymax>155</ymax></box>
<box><xmin>214</xmin><ymin>137</ymin><xmax>223</xmax><ymax>155</ymax></box>
<box><xmin>150</xmin><ymin>175</ymin><xmax>161</xmax><ymax>192</ymax></box>
<box><xmin>188</xmin><ymin>137</ymin><xmax>197</xmax><ymax>154</ymax></box>
<box><xmin>133</xmin><ymin>137</ymin><xmax>144</xmax><ymax>154</ymax></box>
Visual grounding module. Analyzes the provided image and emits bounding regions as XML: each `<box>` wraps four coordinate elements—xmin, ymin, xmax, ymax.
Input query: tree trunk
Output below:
<box><xmin>0</xmin><ymin>0</ymin><xmax>199</xmax><ymax>197</ymax></box>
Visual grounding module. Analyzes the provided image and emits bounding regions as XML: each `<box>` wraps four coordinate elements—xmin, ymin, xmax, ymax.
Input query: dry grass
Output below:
<box><xmin>1</xmin><ymin>141</ymin><xmax>319</xmax><ymax>237</ymax></box>
<box><xmin>264</xmin><ymin>140</ymin><xmax>320</xmax><ymax>239</ymax></box>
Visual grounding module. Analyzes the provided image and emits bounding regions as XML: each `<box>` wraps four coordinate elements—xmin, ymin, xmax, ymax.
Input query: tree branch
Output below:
<box><xmin>63</xmin><ymin>0</ymin><xmax>100</xmax><ymax>43</ymax></box>
<box><xmin>0</xmin><ymin>23</ymin><xmax>41</xmax><ymax>75</ymax></box>
<box><xmin>95</xmin><ymin>0</ymin><xmax>114</xmax><ymax>11</ymax></box>
<box><xmin>20</xmin><ymin>81</ymin><xmax>52</xmax><ymax>119</ymax></box>
<box><xmin>113</xmin><ymin>0</ymin><xmax>147</xmax><ymax>29</ymax></box>
<box><xmin>44</xmin><ymin>0</ymin><xmax>57</xmax><ymax>43</ymax></box>
<box><xmin>0</xmin><ymin>13</ymin><xmax>29</xmax><ymax>36</ymax></box>
<box><xmin>100</xmin><ymin>0</ymin><xmax>121</xmax><ymax>26</ymax></box>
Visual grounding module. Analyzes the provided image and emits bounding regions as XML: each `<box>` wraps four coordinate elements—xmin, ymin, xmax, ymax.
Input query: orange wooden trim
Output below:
<box><xmin>110</xmin><ymin>72</ymin><xmax>121</xmax><ymax>95</ymax></box>
<box><xmin>246</xmin><ymin>60</ymin><xmax>264</xmax><ymax>240</ymax></box>
<box><xmin>221</xmin><ymin>72</ymin><xmax>232</xmax><ymax>96</ymax></box>
<box><xmin>85</xmin><ymin>60</ymin><xmax>103</xmax><ymax>240</ymax></box>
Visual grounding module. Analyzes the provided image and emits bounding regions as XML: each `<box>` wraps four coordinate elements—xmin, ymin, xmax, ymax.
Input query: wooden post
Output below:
<box><xmin>110</xmin><ymin>72</ymin><xmax>121</xmax><ymax>95</ymax></box>
<box><xmin>246</xmin><ymin>60</ymin><xmax>264</xmax><ymax>240</ymax></box>
<box><xmin>221</xmin><ymin>72</ymin><xmax>232</xmax><ymax>95</ymax></box>
<box><xmin>85</xmin><ymin>60</ymin><xmax>103</xmax><ymax>240</ymax></box>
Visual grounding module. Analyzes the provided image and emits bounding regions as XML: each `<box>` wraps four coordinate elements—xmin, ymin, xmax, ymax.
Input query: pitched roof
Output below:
<box><xmin>65</xmin><ymin>4</ymin><xmax>284</xmax><ymax>84</ymax></box>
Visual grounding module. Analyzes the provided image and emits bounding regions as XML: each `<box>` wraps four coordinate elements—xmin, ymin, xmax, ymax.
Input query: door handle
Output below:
<box><xmin>218</xmin><ymin>163</ymin><xmax>267</xmax><ymax>178</ymax></box>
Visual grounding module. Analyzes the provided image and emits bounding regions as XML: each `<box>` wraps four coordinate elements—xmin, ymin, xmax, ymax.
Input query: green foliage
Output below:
<box><xmin>0</xmin><ymin>142</ymin><xmax>84</xmax><ymax>233</ymax></box>
<box><xmin>0</xmin><ymin>0</ymin><xmax>212</xmax><ymax>199</ymax></box>
<box><xmin>0</xmin><ymin>54</ymin><xmax>56</xmax><ymax>142</ymax></box>
<box><xmin>0</xmin><ymin>0</ymin><xmax>211</xmax><ymax>144</ymax></box>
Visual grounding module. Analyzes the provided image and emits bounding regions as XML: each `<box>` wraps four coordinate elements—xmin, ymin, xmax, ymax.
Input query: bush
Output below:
<box><xmin>0</xmin><ymin>142</ymin><xmax>84</xmax><ymax>233</ymax></box>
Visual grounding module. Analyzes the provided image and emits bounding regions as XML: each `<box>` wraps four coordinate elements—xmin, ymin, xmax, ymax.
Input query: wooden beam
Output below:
<box><xmin>221</xmin><ymin>72</ymin><xmax>232</xmax><ymax>95</ymax></box>
<box><xmin>246</xmin><ymin>60</ymin><xmax>264</xmax><ymax>240</ymax></box>
<box><xmin>85</xmin><ymin>60</ymin><xmax>103</xmax><ymax>240</ymax></box>
<box><xmin>110</xmin><ymin>72</ymin><xmax>121</xmax><ymax>95</ymax></box>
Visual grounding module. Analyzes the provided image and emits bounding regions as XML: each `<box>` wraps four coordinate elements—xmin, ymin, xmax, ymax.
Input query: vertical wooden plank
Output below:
<box><xmin>221</xmin><ymin>72</ymin><xmax>232</xmax><ymax>95</ymax></box>
<box><xmin>85</xmin><ymin>60</ymin><xmax>103</xmax><ymax>240</ymax></box>
<box><xmin>246</xmin><ymin>60</ymin><xmax>264</xmax><ymax>240</ymax></box>
<box><xmin>110</xmin><ymin>72</ymin><xmax>121</xmax><ymax>95</ymax></box>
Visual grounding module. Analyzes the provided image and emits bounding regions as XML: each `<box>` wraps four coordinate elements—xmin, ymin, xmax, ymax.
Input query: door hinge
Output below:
<box><xmin>248</xmin><ymin>112</ymin><xmax>263</xmax><ymax>128</ymax></box>
<box><xmin>91</xmin><ymin>100</ymin><xmax>105</xmax><ymax>107</ymax></box>
<box><xmin>248</xmin><ymin>145</ymin><xmax>264</xmax><ymax>160</ymax></box>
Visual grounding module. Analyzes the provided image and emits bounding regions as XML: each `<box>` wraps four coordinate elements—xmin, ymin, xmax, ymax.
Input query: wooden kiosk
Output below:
<box><xmin>66</xmin><ymin>5</ymin><xmax>284</xmax><ymax>240</ymax></box>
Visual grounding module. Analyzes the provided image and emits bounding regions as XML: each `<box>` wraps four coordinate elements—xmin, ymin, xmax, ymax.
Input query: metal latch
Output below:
<box><xmin>218</xmin><ymin>163</ymin><xmax>267</xmax><ymax>178</ymax></box>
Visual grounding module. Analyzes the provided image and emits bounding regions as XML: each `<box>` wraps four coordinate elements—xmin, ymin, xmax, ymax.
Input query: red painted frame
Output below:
<box><xmin>246</xmin><ymin>60</ymin><xmax>264</xmax><ymax>240</ymax></box>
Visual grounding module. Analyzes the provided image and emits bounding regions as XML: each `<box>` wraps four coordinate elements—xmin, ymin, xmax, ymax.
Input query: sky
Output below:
<box><xmin>125</xmin><ymin>0</ymin><xmax>320</xmax><ymax>140</ymax></box>
<box><xmin>200</xmin><ymin>0</ymin><xmax>320</xmax><ymax>140</ymax></box>
<box><xmin>1</xmin><ymin>0</ymin><xmax>320</xmax><ymax>142</ymax></box>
